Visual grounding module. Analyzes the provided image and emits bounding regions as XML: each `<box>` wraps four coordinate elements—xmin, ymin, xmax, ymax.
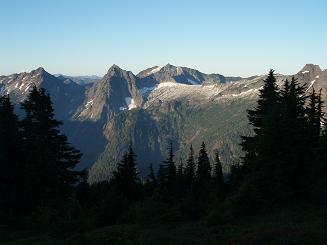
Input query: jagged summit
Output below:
<box><xmin>108</xmin><ymin>64</ymin><xmax>121</xmax><ymax>71</ymax></box>
<box><xmin>31</xmin><ymin>67</ymin><xmax>47</xmax><ymax>76</ymax></box>
<box><xmin>106</xmin><ymin>64</ymin><xmax>124</xmax><ymax>75</ymax></box>
<box><xmin>105</xmin><ymin>64</ymin><xmax>136</xmax><ymax>81</ymax></box>
<box><xmin>1</xmin><ymin>63</ymin><xmax>327</xmax><ymax>180</ymax></box>
<box><xmin>299</xmin><ymin>64</ymin><xmax>322</xmax><ymax>76</ymax></box>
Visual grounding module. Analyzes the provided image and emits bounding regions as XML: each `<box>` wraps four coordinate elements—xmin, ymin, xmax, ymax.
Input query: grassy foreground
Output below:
<box><xmin>1</xmin><ymin>205</ymin><xmax>327</xmax><ymax>245</ymax></box>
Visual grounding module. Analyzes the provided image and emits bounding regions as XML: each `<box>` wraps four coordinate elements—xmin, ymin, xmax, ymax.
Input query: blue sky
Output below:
<box><xmin>1</xmin><ymin>0</ymin><xmax>326</xmax><ymax>76</ymax></box>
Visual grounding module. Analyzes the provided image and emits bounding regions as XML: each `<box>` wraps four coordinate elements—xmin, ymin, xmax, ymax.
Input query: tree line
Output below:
<box><xmin>1</xmin><ymin>70</ymin><xmax>327</xmax><ymax>237</ymax></box>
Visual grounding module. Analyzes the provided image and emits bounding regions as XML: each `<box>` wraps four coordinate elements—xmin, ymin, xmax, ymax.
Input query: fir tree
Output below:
<box><xmin>113</xmin><ymin>145</ymin><xmax>140</xmax><ymax>201</ymax></box>
<box><xmin>147</xmin><ymin>163</ymin><xmax>156</xmax><ymax>185</ymax></box>
<box><xmin>177</xmin><ymin>158</ymin><xmax>184</xmax><ymax>177</ymax></box>
<box><xmin>241</xmin><ymin>69</ymin><xmax>280</xmax><ymax>172</ymax></box>
<box><xmin>158</xmin><ymin>142</ymin><xmax>176</xmax><ymax>198</ymax></box>
<box><xmin>213</xmin><ymin>150</ymin><xmax>224</xmax><ymax>200</ymax></box>
<box><xmin>21</xmin><ymin>86</ymin><xmax>83</xmax><ymax>208</ymax></box>
<box><xmin>306</xmin><ymin>88</ymin><xmax>323</xmax><ymax>142</ymax></box>
<box><xmin>279</xmin><ymin>77</ymin><xmax>309</xmax><ymax>198</ymax></box>
<box><xmin>176</xmin><ymin>158</ymin><xmax>186</xmax><ymax>197</ymax></box>
<box><xmin>184</xmin><ymin>144</ymin><xmax>195</xmax><ymax>189</ymax></box>
<box><xmin>165</xmin><ymin>142</ymin><xmax>176</xmax><ymax>194</ymax></box>
<box><xmin>312</xmin><ymin>117</ymin><xmax>327</xmax><ymax>202</ymax></box>
<box><xmin>0</xmin><ymin>95</ymin><xmax>24</xmax><ymax>212</ymax></box>
<box><xmin>195</xmin><ymin>142</ymin><xmax>211</xmax><ymax>201</ymax></box>
<box><xmin>196</xmin><ymin>142</ymin><xmax>211</xmax><ymax>184</ymax></box>
<box><xmin>234</xmin><ymin>70</ymin><xmax>282</xmax><ymax>210</ymax></box>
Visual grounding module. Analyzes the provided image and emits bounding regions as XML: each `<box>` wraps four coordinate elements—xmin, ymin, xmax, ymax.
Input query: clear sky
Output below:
<box><xmin>1</xmin><ymin>0</ymin><xmax>326</xmax><ymax>77</ymax></box>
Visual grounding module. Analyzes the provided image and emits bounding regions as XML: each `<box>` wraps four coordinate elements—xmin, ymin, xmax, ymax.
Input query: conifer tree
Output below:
<box><xmin>195</xmin><ymin>142</ymin><xmax>211</xmax><ymax>201</ymax></box>
<box><xmin>279</xmin><ymin>77</ymin><xmax>309</xmax><ymax>197</ymax></box>
<box><xmin>165</xmin><ymin>142</ymin><xmax>176</xmax><ymax>194</ymax></box>
<box><xmin>113</xmin><ymin>145</ymin><xmax>140</xmax><ymax>201</ymax></box>
<box><xmin>241</xmin><ymin>69</ymin><xmax>280</xmax><ymax>172</ymax></box>
<box><xmin>147</xmin><ymin>163</ymin><xmax>156</xmax><ymax>185</ymax></box>
<box><xmin>306</xmin><ymin>88</ymin><xmax>323</xmax><ymax>142</ymax></box>
<box><xmin>213</xmin><ymin>150</ymin><xmax>224</xmax><ymax>200</ymax></box>
<box><xmin>312</xmin><ymin>118</ymin><xmax>327</xmax><ymax>202</ymax></box>
<box><xmin>0</xmin><ymin>95</ymin><xmax>24</xmax><ymax>212</ymax></box>
<box><xmin>196</xmin><ymin>142</ymin><xmax>211</xmax><ymax>184</ymax></box>
<box><xmin>234</xmin><ymin>70</ymin><xmax>282</xmax><ymax>210</ymax></box>
<box><xmin>184</xmin><ymin>144</ymin><xmax>195</xmax><ymax>189</ymax></box>
<box><xmin>20</xmin><ymin>86</ymin><xmax>82</xmax><ymax>208</ymax></box>
<box><xmin>176</xmin><ymin>158</ymin><xmax>186</xmax><ymax>197</ymax></box>
<box><xmin>177</xmin><ymin>158</ymin><xmax>184</xmax><ymax>178</ymax></box>
<box><xmin>158</xmin><ymin>142</ymin><xmax>176</xmax><ymax>198</ymax></box>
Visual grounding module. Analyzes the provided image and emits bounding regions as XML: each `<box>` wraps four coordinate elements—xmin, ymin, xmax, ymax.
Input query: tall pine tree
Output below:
<box><xmin>184</xmin><ymin>144</ymin><xmax>195</xmax><ymax>189</ymax></box>
<box><xmin>213</xmin><ymin>150</ymin><xmax>224</xmax><ymax>200</ymax></box>
<box><xmin>233</xmin><ymin>70</ymin><xmax>282</xmax><ymax>211</ymax></box>
<box><xmin>0</xmin><ymin>95</ymin><xmax>24</xmax><ymax>213</ymax></box>
<box><xmin>113</xmin><ymin>145</ymin><xmax>140</xmax><ymax>201</ymax></box>
<box><xmin>195</xmin><ymin>142</ymin><xmax>211</xmax><ymax>201</ymax></box>
<box><xmin>21</xmin><ymin>86</ymin><xmax>83</xmax><ymax>208</ymax></box>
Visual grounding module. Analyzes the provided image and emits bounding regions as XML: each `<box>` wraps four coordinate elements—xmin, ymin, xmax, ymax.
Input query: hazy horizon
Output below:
<box><xmin>1</xmin><ymin>62</ymin><xmax>325</xmax><ymax>78</ymax></box>
<box><xmin>1</xmin><ymin>0</ymin><xmax>326</xmax><ymax>77</ymax></box>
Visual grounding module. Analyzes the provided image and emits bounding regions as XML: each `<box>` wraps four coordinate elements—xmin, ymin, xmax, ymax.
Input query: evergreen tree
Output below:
<box><xmin>278</xmin><ymin>77</ymin><xmax>309</xmax><ymax>198</ymax></box>
<box><xmin>21</xmin><ymin>86</ymin><xmax>83</xmax><ymax>208</ymax></box>
<box><xmin>196</xmin><ymin>142</ymin><xmax>211</xmax><ymax>184</ymax></box>
<box><xmin>158</xmin><ymin>163</ymin><xmax>166</xmax><ymax>189</ymax></box>
<box><xmin>306</xmin><ymin>88</ymin><xmax>323</xmax><ymax>142</ymax></box>
<box><xmin>227</xmin><ymin>160</ymin><xmax>241</xmax><ymax>194</ymax></box>
<box><xmin>158</xmin><ymin>142</ymin><xmax>176</xmax><ymax>198</ymax></box>
<box><xmin>184</xmin><ymin>145</ymin><xmax>195</xmax><ymax>189</ymax></box>
<box><xmin>113</xmin><ymin>145</ymin><xmax>140</xmax><ymax>201</ymax></box>
<box><xmin>213</xmin><ymin>150</ymin><xmax>224</xmax><ymax>200</ymax></box>
<box><xmin>195</xmin><ymin>142</ymin><xmax>211</xmax><ymax>200</ymax></box>
<box><xmin>165</xmin><ymin>142</ymin><xmax>176</xmax><ymax>194</ymax></box>
<box><xmin>0</xmin><ymin>95</ymin><xmax>24</xmax><ymax>212</ymax></box>
<box><xmin>241</xmin><ymin>69</ymin><xmax>280</xmax><ymax>173</ymax></box>
<box><xmin>176</xmin><ymin>158</ymin><xmax>186</xmax><ymax>197</ymax></box>
<box><xmin>233</xmin><ymin>70</ymin><xmax>282</xmax><ymax>210</ymax></box>
<box><xmin>177</xmin><ymin>158</ymin><xmax>184</xmax><ymax>178</ymax></box>
<box><xmin>147</xmin><ymin>163</ymin><xmax>156</xmax><ymax>185</ymax></box>
<box><xmin>312</xmin><ymin>117</ymin><xmax>327</xmax><ymax>202</ymax></box>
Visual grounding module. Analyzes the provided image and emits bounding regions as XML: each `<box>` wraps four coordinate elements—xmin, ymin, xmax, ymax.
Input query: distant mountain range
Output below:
<box><xmin>1</xmin><ymin>64</ymin><xmax>326</xmax><ymax>183</ymax></box>
<box><xmin>54</xmin><ymin>74</ymin><xmax>101</xmax><ymax>85</ymax></box>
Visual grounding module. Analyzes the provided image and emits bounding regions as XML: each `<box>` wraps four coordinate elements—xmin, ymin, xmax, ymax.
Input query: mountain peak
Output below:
<box><xmin>108</xmin><ymin>64</ymin><xmax>122</xmax><ymax>71</ymax></box>
<box><xmin>299</xmin><ymin>64</ymin><xmax>322</xmax><ymax>76</ymax></box>
<box><xmin>30</xmin><ymin>67</ymin><xmax>47</xmax><ymax>76</ymax></box>
<box><xmin>35</xmin><ymin>67</ymin><xmax>46</xmax><ymax>72</ymax></box>
<box><xmin>163</xmin><ymin>63</ymin><xmax>176</xmax><ymax>69</ymax></box>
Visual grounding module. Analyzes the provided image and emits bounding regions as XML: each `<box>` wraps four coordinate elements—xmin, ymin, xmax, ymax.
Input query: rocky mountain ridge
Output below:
<box><xmin>1</xmin><ymin>63</ymin><xmax>326</xmax><ymax>182</ymax></box>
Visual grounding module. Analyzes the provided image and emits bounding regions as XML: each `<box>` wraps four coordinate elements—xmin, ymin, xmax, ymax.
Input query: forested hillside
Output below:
<box><xmin>1</xmin><ymin>70</ymin><xmax>327</xmax><ymax>244</ymax></box>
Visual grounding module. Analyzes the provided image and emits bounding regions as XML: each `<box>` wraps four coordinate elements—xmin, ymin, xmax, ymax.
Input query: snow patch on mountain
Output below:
<box><xmin>220</xmin><ymin>88</ymin><xmax>259</xmax><ymax>98</ymax></box>
<box><xmin>86</xmin><ymin>100</ymin><xmax>93</xmax><ymax>107</ymax></box>
<box><xmin>147</xmin><ymin>66</ymin><xmax>163</xmax><ymax>75</ymax></box>
<box><xmin>125</xmin><ymin>97</ymin><xmax>137</xmax><ymax>110</ymax></box>
<box><xmin>306</xmin><ymin>80</ymin><xmax>316</xmax><ymax>92</ymax></box>
<box><xmin>24</xmin><ymin>85</ymin><xmax>31</xmax><ymax>92</ymax></box>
